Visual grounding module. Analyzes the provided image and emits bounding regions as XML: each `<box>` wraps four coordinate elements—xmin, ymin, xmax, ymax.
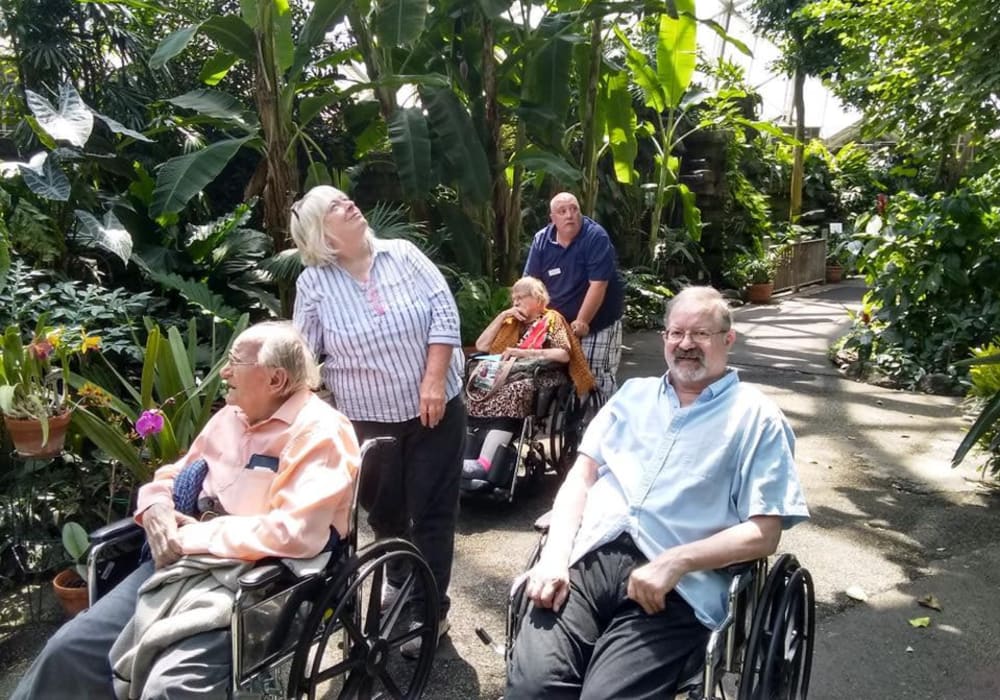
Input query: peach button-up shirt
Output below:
<box><xmin>134</xmin><ymin>390</ymin><xmax>359</xmax><ymax>561</ymax></box>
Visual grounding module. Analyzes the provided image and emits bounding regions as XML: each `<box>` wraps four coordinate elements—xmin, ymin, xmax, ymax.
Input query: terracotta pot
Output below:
<box><xmin>3</xmin><ymin>410</ymin><xmax>72</xmax><ymax>457</ymax></box>
<box><xmin>53</xmin><ymin>568</ymin><xmax>89</xmax><ymax>618</ymax></box>
<box><xmin>825</xmin><ymin>265</ymin><xmax>843</xmax><ymax>283</ymax></box>
<box><xmin>746</xmin><ymin>282</ymin><xmax>774</xmax><ymax>304</ymax></box>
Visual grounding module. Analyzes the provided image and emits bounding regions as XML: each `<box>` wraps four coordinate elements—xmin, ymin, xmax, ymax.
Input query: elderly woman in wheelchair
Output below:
<box><xmin>502</xmin><ymin>286</ymin><xmax>813</xmax><ymax>700</ymax></box>
<box><xmin>13</xmin><ymin>322</ymin><xmax>440</xmax><ymax>700</ymax></box>
<box><xmin>461</xmin><ymin>276</ymin><xmax>595</xmax><ymax>500</ymax></box>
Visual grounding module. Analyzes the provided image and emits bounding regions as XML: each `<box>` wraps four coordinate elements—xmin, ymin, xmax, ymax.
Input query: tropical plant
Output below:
<box><xmin>852</xmin><ymin>171</ymin><xmax>1000</xmax><ymax>381</ymax></box>
<box><xmin>952</xmin><ymin>350</ymin><xmax>1000</xmax><ymax>476</ymax></box>
<box><xmin>0</xmin><ymin>83</ymin><xmax>152</xmax><ymax>270</ymax></box>
<box><xmin>621</xmin><ymin>269</ymin><xmax>674</xmax><ymax>331</ymax></box>
<box><xmin>0</xmin><ymin>316</ymin><xmax>100</xmax><ymax>438</ymax></box>
<box><xmin>70</xmin><ymin>315</ymin><xmax>248</xmax><ymax>482</ymax></box>
<box><xmin>0</xmin><ymin>260</ymin><xmax>166</xmax><ymax>362</ymax></box>
<box><xmin>454</xmin><ymin>275</ymin><xmax>511</xmax><ymax>347</ymax></box>
<box><xmin>61</xmin><ymin>521</ymin><xmax>89</xmax><ymax>581</ymax></box>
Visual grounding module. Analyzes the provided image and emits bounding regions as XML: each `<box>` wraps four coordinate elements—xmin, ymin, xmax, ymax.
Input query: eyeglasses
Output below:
<box><xmin>226</xmin><ymin>352</ymin><xmax>259</xmax><ymax>367</ymax></box>
<box><xmin>662</xmin><ymin>328</ymin><xmax>728</xmax><ymax>343</ymax></box>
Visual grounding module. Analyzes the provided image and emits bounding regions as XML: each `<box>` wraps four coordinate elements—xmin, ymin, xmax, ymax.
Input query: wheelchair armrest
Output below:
<box><xmin>533</xmin><ymin>510</ymin><xmax>552</xmax><ymax>533</ymax></box>
<box><xmin>725</xmin><ymin>561</ymin><xmax>755</xmax><ymax>577</ymax></box>
<box><xmin>90</xmin><ymin>517</ymin><xmax>142</xmax><ymax>544</ymax></box>
<box><xmin>238</xmin><ymin>561</ymin><xmax>299</xmax><ymax>591</ymax></box>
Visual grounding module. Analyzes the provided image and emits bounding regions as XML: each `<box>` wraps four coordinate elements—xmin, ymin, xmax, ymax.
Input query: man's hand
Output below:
<box><xmin>418</xmin><ymin>376</ymin><xmax>446</xmax><ymax>428</ymax></box>
<box><xmin>524</xmin><ymin>558</ymin><xmax>571</xmax><ymax>612</ymax></box>
<box><xmin>570</xmin><ymin>319</ymin><xmax>590</xmax><ymax>337</ymax></box>
<box><xmin>626</xmin><ymin>555</ymin><xmax>686</xmax><ymax>614</ymax></box>
<box><xmin>141</xmin><ymin>503</ymin><xmax>196</xmax><ymax>569</ymax></box>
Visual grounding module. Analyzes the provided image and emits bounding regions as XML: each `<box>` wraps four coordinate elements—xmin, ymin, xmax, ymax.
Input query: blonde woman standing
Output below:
<box><xmin>289</xmin><ymin>185</ymin><xmax>464</xmax><ymax>658</ymax></box>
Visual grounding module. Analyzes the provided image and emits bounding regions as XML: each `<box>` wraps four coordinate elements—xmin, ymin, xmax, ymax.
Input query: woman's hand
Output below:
<box><xmin>501</xmin><ymin>347</ymin><xmax>531</xmax><ymax>360</ymax></box>
<box><xmin>500</xmin><ymin>305</ymin><xmax>526</xmax><ymax>323</ymax></box>
<box><xmin>418</xmin><ymin>375</ymin><xmax>447</xmax><ymax>428</ymax></box>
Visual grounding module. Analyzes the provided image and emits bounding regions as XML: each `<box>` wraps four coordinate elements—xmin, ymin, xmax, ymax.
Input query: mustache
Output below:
<box><xmin>674</xmin><ymin>349</ymin><xmax>703</xmax><ymax>361</ymax></box>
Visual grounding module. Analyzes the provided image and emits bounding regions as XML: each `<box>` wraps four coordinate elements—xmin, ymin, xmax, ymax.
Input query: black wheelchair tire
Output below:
<box><xmin>286</xmin><ymin>539</ymin><xmax>439</xmax><ymax>699</ymax></box>
<box><xmin>738</xmin><ymin>554</ymin><xmax>815</xmax><ymax>700</ymax></box>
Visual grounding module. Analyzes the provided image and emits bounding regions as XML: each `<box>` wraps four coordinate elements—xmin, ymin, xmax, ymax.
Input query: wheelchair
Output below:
<box><xmin>460</xmin><ymin>355</ymin><xmax>601</xmax><ymax>502</ymax></box>
<box><xmin>85</xmin><ymin>438</ymin><xmax>439</xmax><ymax>699</ymax></box>
<box><xmin>504</xmin><ymin>513</ymin><xmax>816</xmax><ymax>699</ymax></box>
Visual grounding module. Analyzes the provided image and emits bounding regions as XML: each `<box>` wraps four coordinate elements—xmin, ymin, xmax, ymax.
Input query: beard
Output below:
<box><xmin>668</xmin><ymin>350</ymin><xmax>707</xmax><ymax>384</ymax></box>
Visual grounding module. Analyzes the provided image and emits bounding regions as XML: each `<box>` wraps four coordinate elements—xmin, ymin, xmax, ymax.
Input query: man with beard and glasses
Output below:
<box><xmin>505</xmin><ymin>286</ymin><xmax>809</xmax><ymax>700</ymax></box>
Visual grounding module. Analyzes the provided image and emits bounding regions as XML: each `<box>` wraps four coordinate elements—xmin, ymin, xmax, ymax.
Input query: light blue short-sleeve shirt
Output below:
<box><xmin>573</xmin><ymin>371</ymin><xmax>809</xmax><ymax>628</ymax></box>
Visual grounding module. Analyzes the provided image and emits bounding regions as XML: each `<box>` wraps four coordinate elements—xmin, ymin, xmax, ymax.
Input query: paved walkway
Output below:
<box><xmin>3</xmin><ymin>279</ymin><xmax>999</xmax><ymax>699</ymax></box>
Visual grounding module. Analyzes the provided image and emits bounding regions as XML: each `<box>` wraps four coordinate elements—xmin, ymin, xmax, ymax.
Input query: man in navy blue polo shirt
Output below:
<box><xmin>524</xmin><ymin>192</ymin><xmax>624</xmax><ymax>401</ymax></box>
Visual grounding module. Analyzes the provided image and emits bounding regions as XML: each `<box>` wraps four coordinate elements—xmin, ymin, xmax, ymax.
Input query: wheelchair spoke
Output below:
<box><xmin>386</xmin><ymin>620</ymin><xmax>425</xmax><ymax>647</ymax></box>
<box><xmin>380</xmin><ymin>571</ymin><xmax>417</xmax><ymax>638</ymax></box>
<box><xmin>338</xmin><ymin>608</ymin><xmax>368</xmax><ymax>649</ymax></box>
<box><xmin>365</xmin><ymin>564</ymin><xmax>386</xmax><ymax>637</ymax></box>
<box><xmin>375</xmin><ymin>668</ymin><xmax>405</xmax><ymax>699</ymax></box>
<box><xmin>314</xmin><ymin>654</ymin><xmax>365</xmax><ymax>686</ymax></box>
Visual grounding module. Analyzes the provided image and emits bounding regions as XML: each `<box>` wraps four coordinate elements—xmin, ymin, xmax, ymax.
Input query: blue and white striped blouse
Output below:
<box><xmin>293</xmin><ymin>237</ymin><xmax>464</xmax><ymax>422</ymax></box>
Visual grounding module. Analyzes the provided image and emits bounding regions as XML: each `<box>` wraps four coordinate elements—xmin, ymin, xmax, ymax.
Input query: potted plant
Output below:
<box><xmin>53</xmin><ymin>521</ymin><xmax>90</xmax><ymax>617</ymax></box>
<box><xmin>743</xmin><ymin>249</ymin><xmax>778</xmax><ymax>304</ymax></box>
<box><xmin>0</xmin><ymin>316</ymin><xmax>100</xmax><ymax>456</ymax></box>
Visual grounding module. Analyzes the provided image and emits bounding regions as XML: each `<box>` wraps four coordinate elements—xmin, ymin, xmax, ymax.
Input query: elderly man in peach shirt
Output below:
<box><xmin>13</xmin><ymin>321</ymin><xmax>360</xmax><ymax>700</ymax></box>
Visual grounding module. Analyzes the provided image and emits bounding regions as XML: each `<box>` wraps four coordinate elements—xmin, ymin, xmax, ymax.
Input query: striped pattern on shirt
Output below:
<box><xmin>294</xmin><ymin>238</ymin><xmax>464</xmax><ymax>422</ymax></box>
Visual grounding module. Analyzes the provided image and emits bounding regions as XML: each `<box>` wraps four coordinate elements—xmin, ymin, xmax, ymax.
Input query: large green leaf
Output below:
<box><xmin>151</xmin><ymin>137</ymin><xmax>250</xmax><ymax>216</ymax></box>
<box><xmin>598</xmin><ymin>70</ymin><xmax>638</xmax><ymax>185</ymax></box>
<box><xmin>657</xmin><ymin>0</ymin><xmax>697</xmax><ymax>109</ymax></box>
<box><xmin>521</xmin><ymin>15</ymin><xmax>575</xmax><ymax>148</ymax></box>
<box><xmin>272</xmin><ymin>0</ymin><xmax>295</xmax><ymax>73</ymax></box>
<box><xmin>200</xmin><ymin>14</ymin><xmax>256</xmax><ymax>62</ymax></box>
<box><xmin>376</xmin><ymin>0</ymin><xmax>428</xmax><ymax>47</ymax></box>
<box><xmin>92</xmin><ymin>111</ymin><xmax>154</xmax><ymax>143</ymax></box>
<box><xmin>292</xmin><ymin>0</ymin><xmax>351</xmax><ymax>77</ymax></box>
<box><xmin>24</xmin><ymin>85</ymin><xmax>93</xmax><ymax>147</ymax></box>
<box><xmin>167</xmin><ymin>89</ymin><xmax>257</xmax><ymax>129</ymax></box>
<box><xmin>419</xmin><ymin>86</ymin><xmax>491</xmax><ymax>204</ymax></box>
<box><xmin>19</xmin><ymin>153</ymin><xmax>71</xmax><ymax>201</ymax></box>
<box><xmin>71</xmin><ymin>408</ymin><xmax>145</xmax><ymax>478</ymax></box>
<box><xmin>613</xmin><ymin>25</ymin><xmax>664</xmax><ymax>113</ymax></box>
<box><xmin>199</xmin><ymin>51</ymin><xmax>239</xmax><ymax>86</ymax></box>
<box><xmin>388</xmin><ymin>108</ymin><xmax>432</xmax><ymax>200</ymax></box>
<box><xmin>146</xmin><ymin>270</ymin><xmax>241</xmax><ymax>320</ymax></box>
<box><xmin>74</xmin><ymin>209</ymin><xmax>133</xmax><ymax>264</ymax></box>
<box><xmin>953</xmin><ymin>390</ymin><xmax>1000</xmax><ymax>467</ymax></box>
<box><xmin>510</xmin><ymin>146</ymin><xmax>582</xmax><ymax>184</ymax></box>
<box><xmin>150</xmin><ymin>25</ymin><xmax>202</xmax><ymax>70</ymax></box>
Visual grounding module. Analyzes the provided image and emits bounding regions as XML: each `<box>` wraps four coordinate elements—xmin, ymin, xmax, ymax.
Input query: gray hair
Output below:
<box><xmin>664</xmin><ymin>286</ymin><xmax>732</xmax><ymax>331</ymax></box>
<box><xmin>289</xmin><ymin>185</ymin><xmax>375</xmax><ymax>266</ymax></box>
<box><xmin>511</xmin><ymin>276</ymin><xmax>550</xmax><ymax>306</ymax></box>
<box><xmin>240</xmin><ymin>321</ymin><xmax>321</xmax><ymax>392</ymax></box>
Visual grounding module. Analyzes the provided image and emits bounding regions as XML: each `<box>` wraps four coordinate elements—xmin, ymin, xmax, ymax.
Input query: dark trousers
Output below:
<box><xmin>506</xmin><ymin>534</ymin><xmax>710</xmax><ymax>700</ymax></box>
<box><xmin>353</xmin><ymin>395</ymin><xmax>466</xmax><ymax>618</ymax></box>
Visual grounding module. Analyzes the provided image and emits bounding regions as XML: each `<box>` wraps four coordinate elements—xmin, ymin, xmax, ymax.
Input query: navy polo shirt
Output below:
<box><xmin>523</xmin><ymin>216</ymin><xmax>624</xmax><ymax>333</ymax></box>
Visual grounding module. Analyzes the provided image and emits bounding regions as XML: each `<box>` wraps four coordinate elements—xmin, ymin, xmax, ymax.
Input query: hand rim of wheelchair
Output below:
<box><xmin>737</xmin><ymin>553</ymin><xmax>815</xmax><ymax>700</ymax></box>
<box><xmin>547</xmin><ymin>387</ymin><xmax>601</xmax><ymax>477</ymax></box>
<box><xmin>286</xmin><ymin>538</ymin><xmax>439</xmax><ymax>700</ymax></box>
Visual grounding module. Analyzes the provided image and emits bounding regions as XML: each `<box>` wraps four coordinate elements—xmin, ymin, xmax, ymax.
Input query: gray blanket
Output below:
<box><xmin>108</xmin><ymin>555</ymin><xmax>251</xmax><ymax>700</ymax></box>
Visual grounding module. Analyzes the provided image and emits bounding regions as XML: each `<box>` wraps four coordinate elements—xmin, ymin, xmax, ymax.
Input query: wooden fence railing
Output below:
<box><xmin>773</xmin><ymin>238</ymin><xmax>827</xmax><ymax>293</ymax></box>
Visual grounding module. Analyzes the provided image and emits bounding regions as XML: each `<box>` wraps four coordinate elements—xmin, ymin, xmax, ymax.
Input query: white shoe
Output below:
<box><xmin>380</xmin><ymin>580</ymin><xmax>403</xmax><ymax>613</ymax></box>
<box><xmin>400</xmin><ymin>617</ymin><xmax>450</xmax><ymax>660</ymax></box>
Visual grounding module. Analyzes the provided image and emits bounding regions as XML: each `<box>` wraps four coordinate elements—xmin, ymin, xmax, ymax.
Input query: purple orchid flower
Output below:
<box><xmin>135</xmin><ymin>410</ymin><xmax>165</xmax><ymax>438</ymax></box>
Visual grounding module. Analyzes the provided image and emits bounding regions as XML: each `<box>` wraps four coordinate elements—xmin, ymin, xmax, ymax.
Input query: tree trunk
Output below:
<box><xmin>789</xmin><ymin>67</ymin><xmax>806</xmax><ymax>222</ymax></box>
<box><xmin>579</xmin><ymin>18</ymin><xmax>604</xmax><ymax>217</ymax></box>
<box><xmin>253</xmin><ymin>1</ymin><xmax>298</xmax><ymax>315</ymax></box>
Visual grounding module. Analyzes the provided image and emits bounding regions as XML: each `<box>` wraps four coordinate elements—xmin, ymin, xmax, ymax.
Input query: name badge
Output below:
<box><xmin>547</xmin><ymin>267</ymin><xmax>562</xmax><ymax>277</ymax></box>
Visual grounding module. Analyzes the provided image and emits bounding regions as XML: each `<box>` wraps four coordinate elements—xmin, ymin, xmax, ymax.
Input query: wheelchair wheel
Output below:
<box><xmin>287</xmin><ymin>539</ymin><xmax>439</xmax><ymax>699</ymax></box>
<box><xmin>738</xmin><ymin>554</ymin><xmax>815</xmax><ymax>700</ymax></box>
